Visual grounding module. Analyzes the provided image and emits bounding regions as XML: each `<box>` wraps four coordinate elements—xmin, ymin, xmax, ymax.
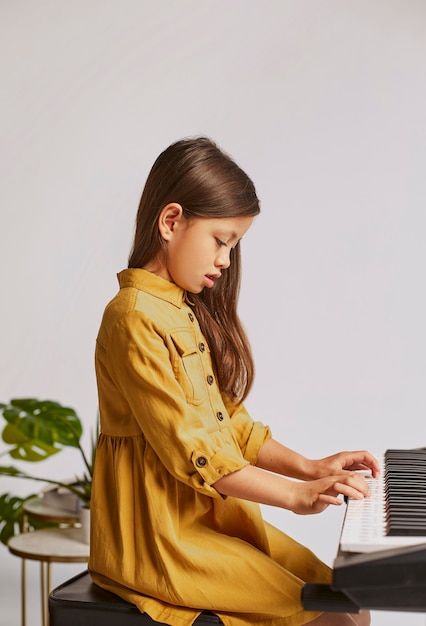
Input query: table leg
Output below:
<box><xmin>21</xmin><ymin>513</ymin><xmax>28</xmax><ymax>626</ymax></box>
<box><xmin>40</xmin><ymin>561</ymin><xmax>48</xmax><ymax>626</ymax></box>
<box><xmin>47</xmin><ymin>562</ymin><xmax>52</xmax><ymax>624</ymax></box>
<box><xmin>21</xmin><ymin>558</ymin><xmax>26</xmax><ymax>626</ymax></box>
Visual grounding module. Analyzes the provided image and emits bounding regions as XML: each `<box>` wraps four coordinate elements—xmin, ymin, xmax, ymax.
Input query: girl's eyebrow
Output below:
<box><xmin>215</xmin><ymin>230</ymin><xmax>239</xmax><ymax>243</ymax></box>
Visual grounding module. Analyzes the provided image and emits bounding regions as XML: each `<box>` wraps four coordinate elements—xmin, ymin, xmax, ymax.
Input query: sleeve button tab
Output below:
<box><xmin>196</xmin><ymin>456</ymin><xmax>207</xmax><ymax>467</ymax></box>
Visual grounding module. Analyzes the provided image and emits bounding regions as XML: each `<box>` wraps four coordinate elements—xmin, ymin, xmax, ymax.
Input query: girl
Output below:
<box><xmin>89</xmin><ymin>137</ymin><xmax>379</xmax><ymax>626</ymax></box>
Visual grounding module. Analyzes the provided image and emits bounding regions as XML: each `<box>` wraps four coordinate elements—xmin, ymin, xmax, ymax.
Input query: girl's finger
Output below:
<box><xmin>331</xmin><ymin>481</ymin><xmax>365</xmax><ymax>500</ymax></box>
<box><xmin>319</xmin><ymin>494</ymin><xmax>343</xmax><ymax>506</ymax></box>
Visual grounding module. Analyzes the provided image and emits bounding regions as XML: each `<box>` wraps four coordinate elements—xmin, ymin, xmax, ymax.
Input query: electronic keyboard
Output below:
<box><xmin>339</xmin><ymin>449</ymin><xmax>426</xmax><ymax>552</ymax></box>
<box><xmin>302</xmin><ymin>448</ymin><xmax>426</xmax><ymax>613</ymax></box>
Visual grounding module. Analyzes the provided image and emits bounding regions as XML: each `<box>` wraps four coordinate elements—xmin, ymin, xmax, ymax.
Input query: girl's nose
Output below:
<box><xmin>216</xmin><ymin>249</ymin><xmax>231</xmax><ymax>269</ymax></box>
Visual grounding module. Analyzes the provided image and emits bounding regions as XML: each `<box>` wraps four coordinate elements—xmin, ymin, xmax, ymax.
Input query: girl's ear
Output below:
<box><xmin>158</xmin><ymin>203</ymin><xmax>184</xmax><ymax>241</ymax></box>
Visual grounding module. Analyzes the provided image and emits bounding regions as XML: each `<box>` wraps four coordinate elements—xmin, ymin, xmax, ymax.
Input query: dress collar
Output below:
<box><xmin>117</xmin><ymin>268</ymin><xmax>186</xmax><ymax>308</ymax></box>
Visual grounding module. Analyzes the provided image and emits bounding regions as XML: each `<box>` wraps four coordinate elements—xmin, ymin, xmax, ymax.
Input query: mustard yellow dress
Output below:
<box><xmin>89</xmin><ymin>269</ymin><xmax>332</xmax><ymax>626</ymax></box>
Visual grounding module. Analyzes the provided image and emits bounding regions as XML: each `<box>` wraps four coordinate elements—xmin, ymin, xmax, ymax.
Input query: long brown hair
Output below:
<box><xmin>128</xmin><ymin>137</ymin><xmax>260</xmax><ymax>401</ymax></box>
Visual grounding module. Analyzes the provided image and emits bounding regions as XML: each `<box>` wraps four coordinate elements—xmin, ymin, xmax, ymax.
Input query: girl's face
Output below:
<box><xmin>148</xmin><ymin>204</ymin><xmax>253</xmax><ymax>293</ymax></box>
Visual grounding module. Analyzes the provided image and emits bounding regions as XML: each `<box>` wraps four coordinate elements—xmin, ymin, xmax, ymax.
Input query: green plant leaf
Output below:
<box><xmin>0</xmin><ymin>492</ymin><xmax>54</xmax><ymax>546</ymax></box>
<box><xmin>0</xmin><ymin>466</ymin><xmax>25</xmax><ymax>477</ymax></box>
<box><xmin>3</xmin><ymin>426</ymin><xmax>61</xmax><ymax>461</ymax></box>
<box><xmin>1</xmin><ymin>422</ymin><xmax>27</xmax><ymax>444</ymax></box>
<box><xmin>0</xmin><ymin>493</ymin><xmax>24</xmax><ymax>545</ymax></box>
<box><xmin>0</xmin><ymin>398</ymin><xmax>94</xmax><ymax>518</ymax></box>
<box><xmin>0</xmin><ymin>398</ymin><xmax>83</xmax><ymax>460</ymax></box>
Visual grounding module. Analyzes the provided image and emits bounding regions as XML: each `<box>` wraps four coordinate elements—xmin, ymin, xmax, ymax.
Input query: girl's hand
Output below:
<box><xmin>312</xmin><ymin>450</ymin><xmax>380</xmax><ymax>480</ymax></box>
<box><xmin>291</xmin><ymin>472</ymin><xmax>369</xmax><ymax>515</ymax></box>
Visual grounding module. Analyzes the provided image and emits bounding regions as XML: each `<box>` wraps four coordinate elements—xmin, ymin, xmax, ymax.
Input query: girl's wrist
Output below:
<box><xmin>302</xmin><ymin>458</ymin><xmax>321</xmax><ymax>480</ymax></box>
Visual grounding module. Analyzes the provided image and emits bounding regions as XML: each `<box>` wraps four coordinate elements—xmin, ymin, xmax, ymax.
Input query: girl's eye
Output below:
<box><xmin>215</xmin><ymin>238</ymin><xmax>226</xmax><ymax>247</ymax></box>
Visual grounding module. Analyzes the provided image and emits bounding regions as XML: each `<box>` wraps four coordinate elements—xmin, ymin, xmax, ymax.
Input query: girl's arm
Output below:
<box><xmin>212</xmin><ymin>463</ymin><xmax>369</xmax><ymax>515</ymax></box>
<box><xmin>255</xmin><ymin>438</ymin><xmax>380</xmax><ymax>480</ymax></box>
<box><xmin>212</xmin><ymin>438</ymin><xmax>380</xmax><ymax>515</ymax></box>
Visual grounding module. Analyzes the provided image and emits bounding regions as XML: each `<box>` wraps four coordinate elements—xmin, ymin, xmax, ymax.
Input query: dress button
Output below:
<box><xmin>207</xmin><ymin>375</ymin><xmax>214</xmax><ymax>385</ymax></box>
<box><xmin>216</xmin><ymin>411</ymin><xmax>224</xmax><ymax>421</ymax></box>
<box><xmin>199</xmin><ymin>342</ymin><xmax>205</xmax><ymax>352</ymax></box>
<box><xmin>196</xmin><ymin>456</ymin><xmax>207</xmax><ymax>467</ymax></box>
<box><xmin>188</xmin><ymin>312</ymin><xmax>194</xmax><ymax>322</ymax></box>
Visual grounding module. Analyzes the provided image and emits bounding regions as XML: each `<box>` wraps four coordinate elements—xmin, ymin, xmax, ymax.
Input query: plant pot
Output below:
<box><xmin>79</xmin><ymin>505</ymin><xmax>90</xmax><ymax>544</ymax></box>
<box><xmin>41</xmin><ymin>485</ymin><xmax>81</xmax><ymax>513</ymax></box>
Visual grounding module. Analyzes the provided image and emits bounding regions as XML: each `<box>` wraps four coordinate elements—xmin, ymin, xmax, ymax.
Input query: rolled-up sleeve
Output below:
<box><xmin>222</xmin><ymin>394</ymin><xmax>272</xmax><ymax>465</ymax></box>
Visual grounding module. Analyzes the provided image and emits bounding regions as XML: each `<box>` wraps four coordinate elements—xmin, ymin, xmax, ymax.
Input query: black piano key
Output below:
<box><xmin>388</xmin><ymin>506</ymin><xmax>426</xmax><ymax>511</ymax></box>
<box><xmin>387</xmin><ymin>526</ymin><xmax>426</xmax><ymax>537</ymax></box>
<box><xmin>386</xmin><ymin>494</ymin><xmax>426</xmax><ymax>499</ymax></box>
<box><xmin>385</xmin><ymin>449</ymin><xmax>426</xmax><ymax>456</ymax></box>
<box><xmin>387</xmin><ymin>520</ymin><xmax>426</xmax><ymax>530</ymax></box>
<box><xmin>388</xmin><ymin>510</ymin><xmax>426</xmax><ymax>516</ymax></box>
<box><xmin>387</xmin><ymin>509</ymin><xmax>426</xmax><ymax>515</ymax></box>
<box><xmin>388</xmin><ymin>524</ymin><xmax>426</xmax><ymax>531</ymax></box>
<box><xmin>383</xmin><ymin>448</ymin><xmax>426</xmax><ymax>537</ymax></box>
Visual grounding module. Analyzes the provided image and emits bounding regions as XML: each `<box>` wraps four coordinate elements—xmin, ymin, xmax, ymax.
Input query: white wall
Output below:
<box><xmin>1</xmin><ymin>1</ymin><xmax>425</xmax><ymax>624</ymax></box>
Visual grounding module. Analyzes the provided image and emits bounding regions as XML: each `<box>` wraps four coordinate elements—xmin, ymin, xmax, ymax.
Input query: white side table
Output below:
<box><xmin>8</xmin><ymin>496</ymin><xmax>85</xmax><ymax>626</ymax></box>
<box><xmin>8</xmin><ymin>527</ymin><xmax>89</xmax><ymax>626</ymax></box>
<box><xmin>22</xmin><ymin>496</ymin><xmax>80</xmax><ymax>527</ymax></box>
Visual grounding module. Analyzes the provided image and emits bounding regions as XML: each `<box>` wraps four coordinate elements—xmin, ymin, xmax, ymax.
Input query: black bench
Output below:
<box><xmin>49</xmin><ymin>570</ymin><xmax>223</xmax><ymax>625</ymax></box>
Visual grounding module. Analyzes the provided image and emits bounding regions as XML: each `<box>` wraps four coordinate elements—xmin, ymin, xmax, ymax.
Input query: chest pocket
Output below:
<box><xmin>170</xmin><ymin>331</ymin><xmax>208</xmax><ymax>405</ymax></box>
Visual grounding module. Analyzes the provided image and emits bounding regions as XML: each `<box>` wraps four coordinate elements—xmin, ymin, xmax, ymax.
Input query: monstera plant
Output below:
<box><xmin>0</xmin><ymin>398</ymin><xmax>97</xmax><ymax>545</ymax></box>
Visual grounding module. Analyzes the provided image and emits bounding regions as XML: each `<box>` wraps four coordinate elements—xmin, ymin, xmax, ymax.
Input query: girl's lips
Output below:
<box><xmin>204</xmin><ymin>274</ymin><xmax>221</xmax><ymax>288</ymax></box>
